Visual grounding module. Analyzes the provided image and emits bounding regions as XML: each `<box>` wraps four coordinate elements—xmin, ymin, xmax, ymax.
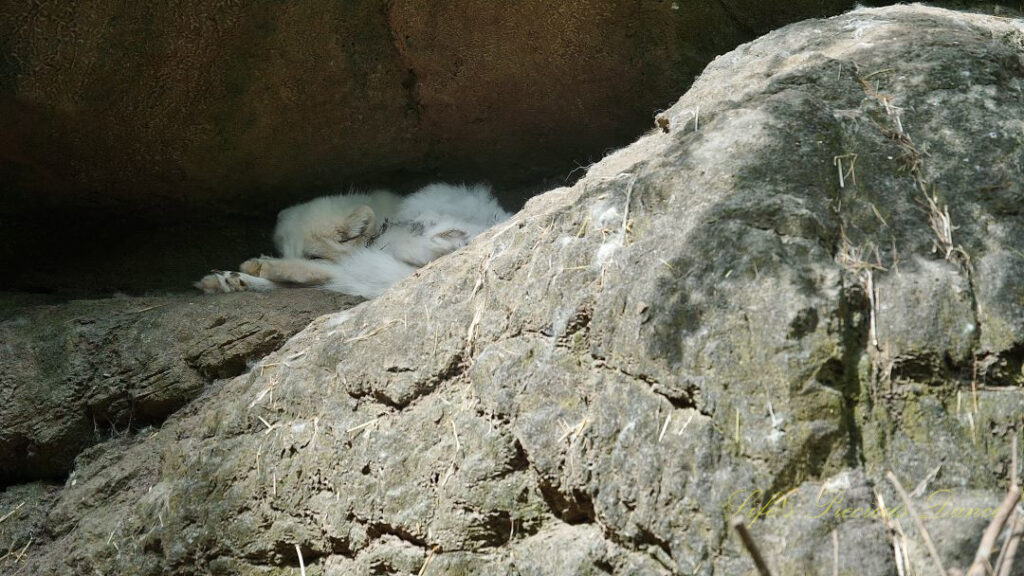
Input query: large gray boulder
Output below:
<box><xmin>4</xmin><ymin>5</ymin><xmax>1023</xmax><ymax>575</ymax></box>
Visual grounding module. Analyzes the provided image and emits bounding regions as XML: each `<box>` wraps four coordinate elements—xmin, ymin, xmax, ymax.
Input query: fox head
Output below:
<box><xmin>274</xmin><ymin>203</ymin><xmax>379</xmax><ymax>262</ymax></box>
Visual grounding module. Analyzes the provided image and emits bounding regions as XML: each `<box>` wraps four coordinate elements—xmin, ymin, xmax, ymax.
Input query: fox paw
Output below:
<box><xmin>195</xmin><ymin>270</ymin><xmax>272</xmax><ymax>293</ymax></box>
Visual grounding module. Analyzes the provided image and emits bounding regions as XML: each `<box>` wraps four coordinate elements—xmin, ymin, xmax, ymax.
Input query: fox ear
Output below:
<box><xmin>341</xmin><ymin>205</ymin><xmax>376</xmax><ymax>239</ymax></box>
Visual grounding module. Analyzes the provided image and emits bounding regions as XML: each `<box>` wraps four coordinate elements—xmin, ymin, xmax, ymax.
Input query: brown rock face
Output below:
<box><xmin>0</xmin><ymin>1</ymin><xmax>864</xmax><ymax>218</ymax></box>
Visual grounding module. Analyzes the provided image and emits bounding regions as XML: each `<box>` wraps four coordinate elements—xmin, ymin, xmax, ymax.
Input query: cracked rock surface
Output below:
<box><xmin>0</xmin><ymin>290</ymin><xmax>360</xmax><ymax>484</ymax></box>
<box><xmin>3</xmin><ymin>5</ymin><xmax>1024</xmax><ymax>575</ymax></box>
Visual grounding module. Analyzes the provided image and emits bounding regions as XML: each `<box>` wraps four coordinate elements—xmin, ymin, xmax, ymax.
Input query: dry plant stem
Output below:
<box><xmin>994</xmin><ymin>514</ymin><xmax>1013</xmax><ymax>576</ymax></box>
<box><xmin>295</xmin><ymin>544</ymin><xmax>306</xmax><ymax>576</ymax></box>
<box><xmin>1013</xmin><ymin>434</ymin><xmax>1019</xmax><ymax>488</ymax></box>
<box><xmin>1002</xmin><ymin>435</ymin><xmax>1022</xmax><ymax>575</ymax></box>
<box><xmin>876</xmin><ymin>492</ymin><xmax>907</xmax><ymax>576</ymax></box>
<box><xmin>865</xmin><ymin>270</ymin><xmax>878</xmax><ymax>349</ymax></box>
<box><xmin>832</xmin><ymin>530</ymin><xmax>839</xmax><ymax>576</ymax></box>
<box><xmin>891</xmin><ymin>517</ymin><xmax>913</xmax><ymax>576</ymax></box>
<box><xmin>0</xmin><ymin>502</ymin><xmax>25</xmax><ymax>525</ymax></box>
<box><xmin>967</xmin><ymin>486</ymin><xmax>1022</xmax><ymax>576</ymax></box>
<box><xmin>418</xmin><ymin>548</ymin><xmax>436</xmax><ymax>576</ymax></box>
<box><xmin>886</xmin><ymin>472</ymin><xmax>946</xmax><ymax>575</ymax></box>
<box><xmin>346</xmin><ymin>416</ymin><xmax>381</xmax><ymax>434</ymax></box>
<box><xmin>13</xmin><ymin>538</ymin><xmax>31</xmax><ymax>563</ymax></box>
<box><xmin>620</xmin><ymin>173</ymin><xmax>636</xmax><ymax>240</ymax></box>
<box><xmin>996</xmin><ymin>514</ymin><xmax>1022</xmax><ymax>576</ymax></box>
<box><xmin>731</xmin><ymin>517</ymin><xmax>774</xmax><ymax>576</ymax></box>
<box><xmin>893</xmin><ymin>532</ymin><xmax>907</xmax><ymax>576</ymax></box>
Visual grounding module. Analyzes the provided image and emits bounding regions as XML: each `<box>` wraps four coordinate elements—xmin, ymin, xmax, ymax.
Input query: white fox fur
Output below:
<box><xmin>273</xmin><ymin>189</ymin><xmax>403</xmax><ymax>260</ymax></box>
<box><xmin>196</xmin><ymin>183</ymin><xmax>510</xmax><ymax>299</ymax></box>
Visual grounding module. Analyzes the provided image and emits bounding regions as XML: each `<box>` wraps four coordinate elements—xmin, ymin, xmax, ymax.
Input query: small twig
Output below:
<box><xmin>910</xmin><ymin>464</ymin><xmax>942</xmax><ymax>498</ymax></box>
<box><xmin>0</xmin><ymin>502</ymin><xmax>25</xmax><ymax>525</ymax></box>
<box><xmin>996</xmin><ymin>513</ymin><xmax>1022</xmax><ymax>576</ymax></box>
<box><xmin>675</xmin><ymin>411</ymin><xmax>696</xmax><ymax>436</ymax></box>
<box><xmin>832</xmin><ymin>529</ymin><xmax>839</xmax><ymax>576</ymax></box>
<box><xmin>451</xmin><ymin>420</ymin><xmax>461</xmax><ymax>453</ymax></box>
<box><xmin>833</xmin><ymin>154</ymin><xmax>858</xmax><ymax>189</ymax></box>
<box><xmin>868</xmin><ymin>202</ymin><xmax>887</xmax><ymax>227</ymax></box>
<box><xmin>418</xmin><ymin>548</ymin><xmax>437</xmax><ymax>576</ymax></box>
<box><xmin>1013</xmin><ymin>434</ymin><xmax>1019</xmax><ymax>489</ymax></box>
<box><xmin>259</xmin><ymin>362</ymin><xmax>281</xmax><ymax>375</ymax></box>
<box><xmin>731</xmin><ymin>517</ymin><xmax>774</xmax><ymax>576</ymax></box>
<box><xmin>864</xmin><ymin>67</ymin><xmax>896</xmax><ymax>80</ymax></box>
<box><xmin>967</xmin><ymin>485</ymin><xmax>1021</xmax><ymax>576</ymax></box>
<box><xmin>342</xmin><ymin>320</ymin><xmax>400</xmax><ymax>344</ymax></box>
<box><xmin>886</xmin><ymin>471</ymin><xmax>946</xmax><ymax>576</ymax></box>
<box><xmin>130</xmin><ymin>303</ymin><xmax>169</xmax><ymax>314</ymax></box>
<box><xmin>557</xmin><ymin>417</ymin><xmax>589</xmax><ymax>443</ymax></box>
<box><xmin>865</xmin><ymin>270</ymin><xmax>879</xmax><ymax>349</ymax></box>
<box><xmin>876</xmin><ymin>492</ymin><xmax>907</xmax><ymax>576</ymax></box>
<box><xmin>249</xmin><ymin>386</ymin><xmax>274</xmax><ymax>408</ymax></box>
<box><xmin>346</xmin><ymin>417</ymin><xmax>382</xmax><ymax>434</ymax></box>
<box><xmin>994</xmin><ymin>511</ymin><xmax>1017</xmax><ymax>575</ymax></box>
<box><xmin>309</xmin><ymin>417</ymin><xmax>319</xmax><ymax>449</ymax></box>
<box><xmin>13</xmin><ymin>538</ymin><xmax>31</xmax><ymax>563</ymax></box>
<box><xmin>465</xmin><ymin>305</ymin><xmax>484</xmax><ymax>357</ymax></box>
<box><xmin>258</xmin><ymin>416</ymin><xmax>277</xmax><ymax>434</ymax></box>
<box><xmin>972</xmin><ymin>358</ymin><xmax>980</xmax><ymax>414</ymax></box>
<box><xmin>734</xmin><ymin>409</ymin><xmax>742</xmax><ymax>447</ymax></box>
<box><xmin>575</xmin><ymin>216</ymin><xmax>590</xmax><ymax>238</ymax></box>
<box><xmin>658</xmin><ymin>413</ymin><xmax>672</xmax><ymax>443</ymax></box>
<box><xmin>295</xmin><ymin>544</ymin><xmax>306</xmax><ymax>576</ymax></box>
<box><xmin>620</xmin><ymin>173</ymin><xmax>637</xmax><ymax>241</ymax></box>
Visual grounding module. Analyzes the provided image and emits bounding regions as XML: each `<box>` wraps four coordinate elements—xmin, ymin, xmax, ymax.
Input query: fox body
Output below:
<box><xmin>196</xmin><ymin>183</ymin><xmax>510</xmax><ymax>299</ymax></box>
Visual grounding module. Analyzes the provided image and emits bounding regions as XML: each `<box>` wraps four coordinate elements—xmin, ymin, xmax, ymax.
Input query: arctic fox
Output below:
<box><xmin>196</xmin><ymin>183</ymin><xmax>511</xmax><ymax>299</ymax></box>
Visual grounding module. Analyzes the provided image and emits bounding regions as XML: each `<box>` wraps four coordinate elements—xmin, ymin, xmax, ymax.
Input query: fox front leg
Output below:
<box><xmin>240</xmin><ymin>257</ymin><xmax>334</xmax><ymax>286</ymax></box>
<box><xmin>194</xmin><ymin>270</ymin><xmax>274</xmax><ymax>293</ymax></box>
